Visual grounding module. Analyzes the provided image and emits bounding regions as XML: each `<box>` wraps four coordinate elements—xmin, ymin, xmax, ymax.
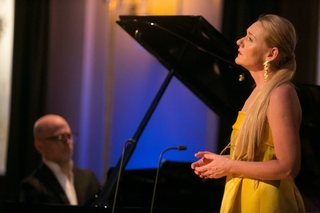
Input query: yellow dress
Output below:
<box><xmin>220</xmin><ymin>111</ymin><xmax>306</xmax><ymax>213</ymax></box>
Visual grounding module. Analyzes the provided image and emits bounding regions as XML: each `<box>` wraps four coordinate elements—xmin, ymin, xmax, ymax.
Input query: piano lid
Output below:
<box><xmin>116</xmin><ymin>15</ymin><xmax>254</xmax><ymax>126</ymax></box>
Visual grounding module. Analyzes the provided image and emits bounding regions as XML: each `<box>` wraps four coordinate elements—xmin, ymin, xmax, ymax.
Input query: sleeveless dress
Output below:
<box><xmin>219</xmin><ymin>111</ymin><xmax>306</xmax><ymax>213</ymax></box>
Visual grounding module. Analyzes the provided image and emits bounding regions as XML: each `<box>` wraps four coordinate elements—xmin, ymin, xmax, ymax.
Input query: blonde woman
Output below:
<box><xmin>191</xmin><ymin>14</ymin><xmax>306</xmax><ymax>213</ymax></box>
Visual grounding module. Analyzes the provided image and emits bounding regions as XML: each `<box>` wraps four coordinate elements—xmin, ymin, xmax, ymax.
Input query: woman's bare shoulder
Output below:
<box><xmin>268</xmin><ymin>82</ymin><xmax>301</xmax><ymax>121</ymax></box>
<box><xmin>270</xmin><ymin>83</ymin><xmax>297</xmax><ymax>102</ymax></box>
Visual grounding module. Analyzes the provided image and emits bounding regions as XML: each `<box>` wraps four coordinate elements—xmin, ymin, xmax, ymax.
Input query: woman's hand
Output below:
<box><xmin>191</xmin><ymin>151</ymin><xmax>230</xmax><ymax>179</ymax></box>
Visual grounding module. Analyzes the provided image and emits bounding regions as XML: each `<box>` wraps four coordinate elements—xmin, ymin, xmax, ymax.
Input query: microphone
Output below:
<box><xmin>176</xmin><ymin>145</ymin><xmax>187</xmax><ymax>151</ymax></box>
<box><xmin>111</xmin><ymin>138</ymin><xmax>136</xmax><ymax>213</ymax></box>
<box><xmin>150</xmin><ymin>146</ymin><xmax>187</xmax><ymax>213</ymax></box>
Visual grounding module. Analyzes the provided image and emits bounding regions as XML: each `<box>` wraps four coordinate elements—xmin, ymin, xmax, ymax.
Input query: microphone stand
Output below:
<box><xmin>92</xmin><ymin>69</ymin><xmax>175</xmax><ymax>208</ymax></box>
<box><xmin>111</xmin><ymin>139</ymin><xmax>136</xmax><ymax>213</ymax></box>
<box><xmin>150</xmin><ymin>146</ymin><xmax>187</xmax><ymax>213</ymax></box>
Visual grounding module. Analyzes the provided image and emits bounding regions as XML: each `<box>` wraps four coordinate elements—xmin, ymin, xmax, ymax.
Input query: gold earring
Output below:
<box><xmin>263</xmin><ymin>60</ymin><xmax>269</xmax><ymax>81</ymax></box>
<box><xmin>239</xmin><ymin>73</ymin><xmax>245</xmax><ymax>82</ymax></box>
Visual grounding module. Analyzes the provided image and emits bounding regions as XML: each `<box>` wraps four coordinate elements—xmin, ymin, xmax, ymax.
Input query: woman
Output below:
<box><xmin>191</xmin><ymin>14</ymin><xmax>306</xmax><ymax>213</ymax></box>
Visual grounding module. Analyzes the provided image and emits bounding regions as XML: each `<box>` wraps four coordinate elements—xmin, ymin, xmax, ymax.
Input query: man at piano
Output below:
<box><xmin>19</xmin><ymin>114</ymin><xmax>101</xmax><ymax>206</ymax></box>
<box><xmin>191</xmin><ymin>14</ymin><xmax>306</xmax><ymax>213</ymax></box>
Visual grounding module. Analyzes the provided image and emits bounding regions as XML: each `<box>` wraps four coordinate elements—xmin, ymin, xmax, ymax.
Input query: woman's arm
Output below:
<box><xmin>193</xmin><ymin>84</ymin><xmax>302</xmax><ymax>180</ymax></box>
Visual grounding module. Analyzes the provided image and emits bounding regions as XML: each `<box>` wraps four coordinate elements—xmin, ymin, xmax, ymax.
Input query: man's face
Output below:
<box><xmin>35</xmin><ymin>117</ymin><xmax>73</xmax><ymax>165</ymax></box>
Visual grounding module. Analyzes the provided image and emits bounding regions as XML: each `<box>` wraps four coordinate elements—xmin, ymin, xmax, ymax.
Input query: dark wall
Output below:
<box><xmin>0</xmin><ymin>176</ymin><xmax>4</xmax><ymax>212</ymax></box>
<box><xmin>1</xmin><ymin>0</ymin><xmax>49</xmax><ymax>206</ymax></box>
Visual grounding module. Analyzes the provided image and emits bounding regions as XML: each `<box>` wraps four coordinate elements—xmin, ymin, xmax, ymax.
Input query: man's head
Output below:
<box><xmin>33</xmin><ymin>114</ymin><xmax>74</xmax><ymax>166</ymax></box>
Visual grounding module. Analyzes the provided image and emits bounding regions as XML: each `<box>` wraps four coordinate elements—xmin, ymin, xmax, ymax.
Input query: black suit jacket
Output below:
<box><xmin>19</xmin><ymin>163</ymin><xmax>101</xmax><ymax>206</ymax></box>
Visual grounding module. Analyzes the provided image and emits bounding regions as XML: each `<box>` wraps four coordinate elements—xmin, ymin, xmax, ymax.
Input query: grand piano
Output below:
<box><xmin>6</xmin><ymin>15</ymin><xmax>320</xmax><ymax>213</ymax></box>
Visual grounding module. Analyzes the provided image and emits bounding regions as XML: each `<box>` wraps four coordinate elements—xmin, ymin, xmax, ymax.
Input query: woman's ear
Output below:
<box><xmin>266</xmin><ymin>47</ymin><xmax>279</xmax><ymax>62</ymax></box>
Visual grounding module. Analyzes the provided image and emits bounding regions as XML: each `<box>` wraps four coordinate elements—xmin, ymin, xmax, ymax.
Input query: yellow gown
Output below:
<box><xmin>219</xmin><ymin>111</ymin><xmax>306</xmax><ymax>213</ymax></box>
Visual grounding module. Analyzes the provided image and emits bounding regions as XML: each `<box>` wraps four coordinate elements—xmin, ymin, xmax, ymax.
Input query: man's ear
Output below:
<box><xmin>266</xmin><ymin>47</ymin><xmax>279</xmax><ymax>62</ymax></box>
<box><xmin>34</xmin><ymin>140</ymin><xmax>43</xmax><ymax>154</ymax></box>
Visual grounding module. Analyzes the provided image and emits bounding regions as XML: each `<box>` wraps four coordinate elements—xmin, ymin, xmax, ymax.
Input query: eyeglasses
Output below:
<box><xmin>43</xmin><ymin>133</ymin><xmax>78</xmax><ymax>142</ymax></box>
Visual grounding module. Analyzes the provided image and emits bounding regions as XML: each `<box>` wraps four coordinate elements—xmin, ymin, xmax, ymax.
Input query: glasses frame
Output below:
<box><xmin>42</xmin><ymin>133</ymin><xmax>78</xmax><ymax>142</ymax></box>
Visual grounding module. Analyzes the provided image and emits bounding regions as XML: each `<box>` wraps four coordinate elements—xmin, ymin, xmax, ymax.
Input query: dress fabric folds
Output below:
<box><xmin>219</xmin><ymin>111</ymin><xmax>306</xmax><ymax>213</ymax></box>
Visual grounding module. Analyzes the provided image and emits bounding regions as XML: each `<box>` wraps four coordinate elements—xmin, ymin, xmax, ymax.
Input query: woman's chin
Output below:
<box><xmin>235</xmin><ymin>58</ymin><xmax>241</xmax><ymax>65</ymax></box>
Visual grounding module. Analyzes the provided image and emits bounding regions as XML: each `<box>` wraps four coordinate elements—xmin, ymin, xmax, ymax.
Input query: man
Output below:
<box><xmin>19</xmin><ymin>114</ymin><xmax>101</xmax><ymax>205</ymax></box>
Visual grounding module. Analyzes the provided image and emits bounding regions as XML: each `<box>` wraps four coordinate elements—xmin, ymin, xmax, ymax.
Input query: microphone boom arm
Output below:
<box><xmin>150</xmin><ymin>146</ymin><xmax>187</xmax><ymax>213</ymax></box>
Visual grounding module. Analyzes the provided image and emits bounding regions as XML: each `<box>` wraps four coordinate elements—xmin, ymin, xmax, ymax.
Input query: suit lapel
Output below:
<box><xmin>37</xmin><ymin>163</ymin><xmax>70</xmax><ymax>204</ymax></box>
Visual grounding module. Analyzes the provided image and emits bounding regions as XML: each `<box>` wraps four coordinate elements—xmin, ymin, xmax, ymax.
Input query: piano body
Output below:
<box><xmin>6</xmin><ymin>15</ymin><xmax>320</xmax><ymax>213</ymax></box>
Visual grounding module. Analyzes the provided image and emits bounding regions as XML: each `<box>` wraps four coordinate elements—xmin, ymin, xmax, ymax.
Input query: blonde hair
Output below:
<box><xmin>225</xmin><ymin>14</ymin><xmax>297</xmax><ymax>161</ymax></box>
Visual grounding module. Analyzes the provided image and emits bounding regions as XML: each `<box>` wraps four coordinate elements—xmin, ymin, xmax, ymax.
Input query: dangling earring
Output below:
<box><xmin>263</xmin><ymin>60</ymin><xmax>269</xmax><ymax>81</ymax></box>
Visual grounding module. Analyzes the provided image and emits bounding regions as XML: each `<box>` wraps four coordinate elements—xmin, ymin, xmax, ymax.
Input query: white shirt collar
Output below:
<box><xmin>42</xmin><ymin>158</ymin><xmax>78</xmax><ymax>205</ymax></box>
<box><xmin>42</xmin><ymin>158</ymin><xmax>74</xmax><ymax>173</ymax></box>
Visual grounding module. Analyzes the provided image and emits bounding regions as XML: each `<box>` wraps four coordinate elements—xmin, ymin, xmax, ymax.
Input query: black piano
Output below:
<box><xmin>6</xmin><ymin>15</ymin><xmax>320</xmax><ymax>213</ymax></box>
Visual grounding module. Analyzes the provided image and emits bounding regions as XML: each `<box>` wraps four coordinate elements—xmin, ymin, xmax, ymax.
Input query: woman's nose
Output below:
<box><xmin>236</xmin><ymin>38</ymin><xmax>243</xmax><ymax>46</ymax></box>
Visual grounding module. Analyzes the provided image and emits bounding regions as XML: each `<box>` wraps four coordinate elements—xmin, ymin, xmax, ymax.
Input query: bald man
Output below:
<box><xmin>19</xmin><ymin>114</ymin><xmax>101</xmax><ymax>206</ymax></box>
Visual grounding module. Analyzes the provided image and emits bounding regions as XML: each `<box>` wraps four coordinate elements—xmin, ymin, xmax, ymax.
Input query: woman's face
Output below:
<box><xmin>235</xmin><ymin>21</ymin><xmax>270</xmax><ymax>71</ymax></box>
